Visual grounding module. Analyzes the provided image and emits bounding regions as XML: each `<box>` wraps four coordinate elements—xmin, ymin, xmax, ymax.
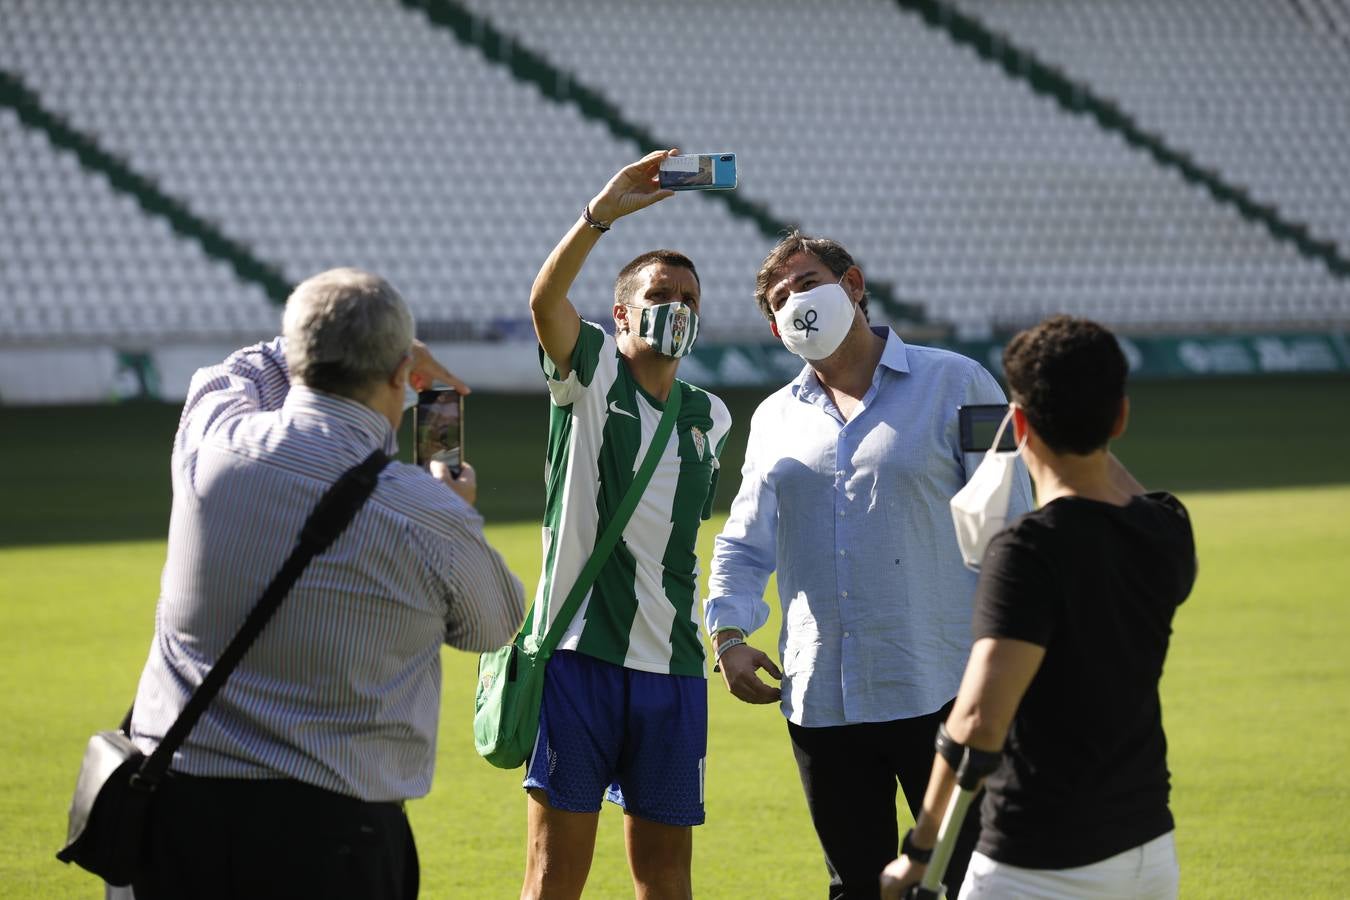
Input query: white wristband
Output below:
<box><xmin>714</xmin><ymin>637</ymin><xmax>746</xmax><ymax>662</ymax></box>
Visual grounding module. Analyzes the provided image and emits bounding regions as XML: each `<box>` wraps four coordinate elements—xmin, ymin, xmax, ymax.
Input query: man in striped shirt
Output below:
<box><xmin>519</xmin><ymin>151</ymin><xmax>732</xmax><ymax>900</ymax></box>
<box><xmin>130</xmin><ymin>269</ymin><xmax>525</xmax><ymax>900</ymax></box>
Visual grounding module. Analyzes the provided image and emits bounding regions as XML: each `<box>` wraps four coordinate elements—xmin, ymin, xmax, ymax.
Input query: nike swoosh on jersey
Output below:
<box><xmin>608</xmin><ymin>400</ymin><xmax>639</xmax><ymax>420</ymax></box>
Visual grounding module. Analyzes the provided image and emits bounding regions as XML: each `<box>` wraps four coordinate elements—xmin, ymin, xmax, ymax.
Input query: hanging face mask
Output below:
<box><xmin>774</xmin><ymin>278</ymin><xmax>856</xmax><ymax>361</ymax></box>
<box><xmin>950</xmin><ymin>407</ymin><xmax>1026</xmax><ymax>571</ymax></box>
<box><xmin>625</xmin><ymin>302</ymin><xmax>699</xmax><ymax>358</ymax></box>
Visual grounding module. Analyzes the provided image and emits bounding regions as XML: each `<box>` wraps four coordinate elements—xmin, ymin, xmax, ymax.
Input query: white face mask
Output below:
<box><xmin>950</xmin><ymin>407</ymin><xmax>1026</xmax><ymax>571</ymax></box>
<box><xmin>774</xmin><ymin>278</ymin><xmax>855</xmax><ymax>361</ymax></box>
<box><xmin>625</xmin><ymin>301</ymin><xmax>699</xmax><ymax>358</ymax></box>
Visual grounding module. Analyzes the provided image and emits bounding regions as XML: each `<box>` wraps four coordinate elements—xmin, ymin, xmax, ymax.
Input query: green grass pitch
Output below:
<box><xmin>2</xmin><ymin>375</ymin><xmax>1348</xmax><ymax>897</ymax></box>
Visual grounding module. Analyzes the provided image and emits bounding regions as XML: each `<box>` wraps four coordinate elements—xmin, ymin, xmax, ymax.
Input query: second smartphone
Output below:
<box><xmin>413</xmin><ymin>387</ymin><xmax>464</xmax><ymax>476</ymax></box>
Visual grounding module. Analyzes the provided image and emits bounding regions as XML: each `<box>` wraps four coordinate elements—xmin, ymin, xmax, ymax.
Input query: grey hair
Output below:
<box><xmin>282</xmin><ymin>268</ymin><xmax>415</xmax><ymax>398</ymax></box>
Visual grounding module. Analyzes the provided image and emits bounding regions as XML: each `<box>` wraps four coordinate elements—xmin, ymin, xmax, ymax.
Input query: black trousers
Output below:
<box><xmin>788</xmin><ymin>702</ymin><xmax>982</xmax><ymax>900</ymax></box>
<box><xmin>133</xmin><ymin>773</ymin><xmax>419</xmax><ymax>900</ymax></box>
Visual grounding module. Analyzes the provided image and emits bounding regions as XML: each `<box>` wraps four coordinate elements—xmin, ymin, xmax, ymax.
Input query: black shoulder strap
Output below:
<box><xmin>132</xmin><ymin>449</ymin><xmax>390</xmax><ymax>788</ymax></box>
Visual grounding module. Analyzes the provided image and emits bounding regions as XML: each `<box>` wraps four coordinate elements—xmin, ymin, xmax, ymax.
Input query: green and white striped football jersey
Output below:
<box><xmin>527</xmin><ymin>321</ymin><xmax>733</xmax><ymax>677</ymax></box>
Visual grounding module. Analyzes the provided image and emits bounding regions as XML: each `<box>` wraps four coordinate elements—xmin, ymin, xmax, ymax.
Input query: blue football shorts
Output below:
<box><xmin>523</xmin><ymin>649</ymin><xmax>707</xmax><ymax>827</ymax></box>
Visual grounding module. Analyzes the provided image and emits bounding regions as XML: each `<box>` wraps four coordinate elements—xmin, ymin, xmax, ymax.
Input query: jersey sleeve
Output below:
<box><xmin>700</xmin><ymin>392</ymin><xmax>734</xmax><ymax>521</ymax></box>
<box><xmin>972</xmin><ymin>523</ymin><xmax>1060</xmax><ymax>647</ymax></box>
<box><xmin>540</xmin><ymin>320</ymin><xmax>608</xmax><ymax>406</ymax></box>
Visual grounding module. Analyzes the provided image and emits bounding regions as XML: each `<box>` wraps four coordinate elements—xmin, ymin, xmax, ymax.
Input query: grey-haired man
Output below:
<box><xmin>131</xmin><ymin>268</ymin><xmax>525</xmax><ymax>899</ymax></box>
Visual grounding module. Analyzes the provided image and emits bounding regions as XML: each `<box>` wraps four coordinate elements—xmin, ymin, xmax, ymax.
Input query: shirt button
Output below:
<box><xmin>838</xmin><ymin>510</ymin><xmax>845</xmax><ymax>518</ymax></box>
<box><xmin>841</xmin><ymin>591</ymin><xmax>848</xmax><ymax>598</ymax></box>
<box><xmin>843</xmin><ymin>631</ymin><xmax>851</xmax><ymax>638</ymax></box>
<box><xmin>839</xmin><ymin>549</ymin><xmax>846</xmax><ymax>557</ymax></box>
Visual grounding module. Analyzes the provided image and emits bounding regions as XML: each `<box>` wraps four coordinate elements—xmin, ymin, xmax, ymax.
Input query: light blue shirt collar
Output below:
<box><xmin>790</xmin><ymin>326</ymin><xmax>910</xmax><ymax>421</ymax></box>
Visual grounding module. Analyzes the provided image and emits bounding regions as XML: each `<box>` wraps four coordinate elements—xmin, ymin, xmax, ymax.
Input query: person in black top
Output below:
<box><xmin>881</xmin><ymin>315</ymin><xmax>1197</xmax><ymax>899</ymax></box>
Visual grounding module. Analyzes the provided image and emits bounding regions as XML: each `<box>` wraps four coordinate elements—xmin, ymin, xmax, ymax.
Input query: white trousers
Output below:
<box><xmin>958</xmin><ymin>831</ymin><xmax>1179</xmax><ymax>900</ymax></box>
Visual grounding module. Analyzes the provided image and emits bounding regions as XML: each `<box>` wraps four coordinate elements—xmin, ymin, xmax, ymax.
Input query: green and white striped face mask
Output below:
<box><xmin>625</xmin><ymin>302</ymin><xmax>700</xmax><ymax>358</ymax></box>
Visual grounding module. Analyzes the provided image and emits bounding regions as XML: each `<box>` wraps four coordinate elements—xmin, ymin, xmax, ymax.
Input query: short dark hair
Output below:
<box><xmin>1002</xmin><ymin>315</ymin><xmax>1127</xmax><ymax>454</ymax></box>
<box><xmin>754</xmin><ymin>231</ymin><xmax>869</xmax><ymax>322</ymax></box>
<box><xmin>614</xmin><ymin>250</ymin><xmax>700</xmax><ymax>306</ymax></box>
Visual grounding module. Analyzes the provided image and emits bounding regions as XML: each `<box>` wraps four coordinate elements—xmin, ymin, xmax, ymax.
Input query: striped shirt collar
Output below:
<box><xmin>791</xmin><ymin>326</ymin><xmax>910</xmax><ymax>406</ymax></box>
<box><xmin>284</xmin><ymin>384</ymin><xmax>399</xmax><ymax>456</ymax></box>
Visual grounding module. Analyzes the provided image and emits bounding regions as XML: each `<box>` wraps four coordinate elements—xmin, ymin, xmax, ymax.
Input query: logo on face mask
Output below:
<box><xmin>774</xmin><ymin>278</ymin><xmax>854</xmax><ymax>361</ymax></box>
<box><xmin>671</xmin><ymin>306</ymin><xmax>688</xmax><ymax>354</ymax></box>
<box><xmin>628</xmin><ymin>302</ymin><xmax>699</xmax><ymax>359</ymax></box>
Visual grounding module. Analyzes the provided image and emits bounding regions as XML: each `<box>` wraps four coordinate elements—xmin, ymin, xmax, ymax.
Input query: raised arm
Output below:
<box><xmin>175</xmin><ymin>337</ymin><xmax>292</xmax><ymax>460</ymax></box>
<box><xmin>530</xmin><ymin>149</ymin><xmax>677</xmax><ymax>379</ymax></box>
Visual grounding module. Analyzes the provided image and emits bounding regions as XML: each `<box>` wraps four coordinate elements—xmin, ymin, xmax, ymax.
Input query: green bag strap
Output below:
<box><xmin>530</xmin><ymin>383</ymin><xmax>683</xmax><ymax>657</ymax></box>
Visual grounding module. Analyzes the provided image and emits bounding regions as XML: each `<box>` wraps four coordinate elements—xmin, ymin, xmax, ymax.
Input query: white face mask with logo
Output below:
<box><xmin>625</xmin><ymin>301</ymin><xmax>699</xmax><ymax>358</ymax></box>
<box><xmin>774</xmin><ymin>277</ymin><xmax>855</xmax><ymax>361</ymax></box>
<box><xmin>950</xmin><ymin>407</ymin><xmax>1026</xmax><ymax>571</ymax></box>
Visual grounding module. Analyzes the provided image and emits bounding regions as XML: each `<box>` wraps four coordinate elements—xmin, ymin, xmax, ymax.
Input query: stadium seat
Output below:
<box><xmin>1</xmin><ymin>0</ymin><xmax>1346</xmax><ymax>345</ymax></box>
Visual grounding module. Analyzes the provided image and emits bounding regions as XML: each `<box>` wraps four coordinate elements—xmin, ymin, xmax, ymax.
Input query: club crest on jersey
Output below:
<box><xmin>690</xmin><ymin>426</ymin><xmax>706</xmax><ymax>460</ymax></box>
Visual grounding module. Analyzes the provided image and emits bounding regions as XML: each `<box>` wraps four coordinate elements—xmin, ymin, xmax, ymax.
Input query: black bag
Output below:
<box><xmin>56</xmin><ymin>728</ymin><xmax>151</xmax><ymax>886</ymax></box>
<box><xmin>55</xmin><ymin>450</ymin><xmax>390</xmax><ymax>886</ymax></box>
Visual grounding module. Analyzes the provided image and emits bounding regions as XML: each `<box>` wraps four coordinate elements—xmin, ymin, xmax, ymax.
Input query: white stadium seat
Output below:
<box><xmin>0</xmin><ymin>0</ymin><xmax>1346</xmax><ymax>347</ymax></box>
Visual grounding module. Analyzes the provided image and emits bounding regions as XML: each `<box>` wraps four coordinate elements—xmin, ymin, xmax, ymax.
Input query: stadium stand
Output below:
<box><xmin>0</xmin><ymin>105</ymin><xmax>277</xmax><ymax>344</ymax></box>
<box><xmin>455</xmin><ymin>0</ymin><xmax>1350</xmax><ymax>334</ymax></box>
<box><xmin>1</xmin><ymin>0</ymin><xmax>1347</xmax><ymax>349</ymax></box>
<box><xmin>0</xmin><ymin>0</ymin><xmax>779</xmax><ymax>345</ymax></box>
<box><xmin>947</xmin><ymin>0</ymin><xmax>1350</xmax><ymax>252</ymax></box>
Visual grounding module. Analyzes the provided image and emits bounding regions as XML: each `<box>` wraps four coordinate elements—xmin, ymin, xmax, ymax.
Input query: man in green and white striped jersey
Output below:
<box><xmin>518</xmin><ymin>150</ymin><xmax>732</xmax><ymax>900</ymax></box>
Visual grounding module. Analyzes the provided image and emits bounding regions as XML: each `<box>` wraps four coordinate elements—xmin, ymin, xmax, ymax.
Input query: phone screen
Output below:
<box><xmin>959</xmin><ymin>404</ymin><xmax>1016</xmax><ymax>453</ymax></box>
<box><xmin>413</xmin><ymin>388</ymin><xmax>463</xmax><ymax>474</ymax></box>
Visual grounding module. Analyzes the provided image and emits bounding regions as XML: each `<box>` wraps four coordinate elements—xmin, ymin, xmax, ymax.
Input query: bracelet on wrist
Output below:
<box><xmin>582</xmin><ymin>204</ymin><xmax>611</xmax><ymax>233</ymax></box>
<box><xmin>901</xmin><ymin>828</ymin><xmax>933</xmax><ymax>864</ymax></box>
<box><xmin>711</xmin><ymin>636</ymin><xmax>746</xmax><ymax>673</ymax></box>
<box><xmin>714</xmin><ymin>636</ymin><xmax>746</xmax><ymax>661</ymax></box>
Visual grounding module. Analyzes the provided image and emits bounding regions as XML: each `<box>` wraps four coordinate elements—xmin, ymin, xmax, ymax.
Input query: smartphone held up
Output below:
<box><xmin>413</xmin><ymin>387</ymin><xmax>464</xmax><ymax>476</ymax></box>
<box><xmin>658</xmin><ymin>153</ymin><xmax>738</xmax><ymax>191</ymax></box>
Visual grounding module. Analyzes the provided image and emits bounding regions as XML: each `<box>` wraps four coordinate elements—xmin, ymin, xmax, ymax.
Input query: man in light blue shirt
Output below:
<box><xmin>705</xmin><ymin>233</ymin><xmax>1032</xmax><ymax>900</ymax></box>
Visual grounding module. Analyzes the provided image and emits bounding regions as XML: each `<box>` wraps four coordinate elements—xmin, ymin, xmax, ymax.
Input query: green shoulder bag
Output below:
<box><xmin>473</xmin><ymin>385</ymin><xmax>682</xmax><ymax>768</ymax></box>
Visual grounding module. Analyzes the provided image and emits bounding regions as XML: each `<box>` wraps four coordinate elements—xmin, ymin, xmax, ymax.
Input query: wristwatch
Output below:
<box><xmin>901</xmin><ymin>828</ymin><xmax>933</xmax><ymax>864</ymax></box>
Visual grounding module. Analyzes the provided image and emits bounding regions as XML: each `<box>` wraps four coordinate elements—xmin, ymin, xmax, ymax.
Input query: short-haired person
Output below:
<box><xmin>130</xmin><ymin>269</ymin><xmax>526</xmax><ymax>899</ymax></box>
<box><xmin>706</xmin><ymin>233</ymin><xmax>1033</xmax><ymax>899</ymax></box>
<box><xmin>881</xmin><ymin>315</ymin><xmax>1197</xmax><ymax>900</ymax></box>
<box><xmin>520</xmin><ymin>151</ymin><xmax>732</xmax><ymax>900</ymax></box>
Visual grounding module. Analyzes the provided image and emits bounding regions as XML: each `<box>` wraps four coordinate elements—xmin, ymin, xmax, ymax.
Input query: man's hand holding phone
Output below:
<box><xmin>431</xmin><ymin>459</ymin><xmax>476</xmax><ymax>507</ymax></box>
<box><xmin>586</xmin><ymin>149</ymin><xmax>679</xmax><ymax>226</ymax></box>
